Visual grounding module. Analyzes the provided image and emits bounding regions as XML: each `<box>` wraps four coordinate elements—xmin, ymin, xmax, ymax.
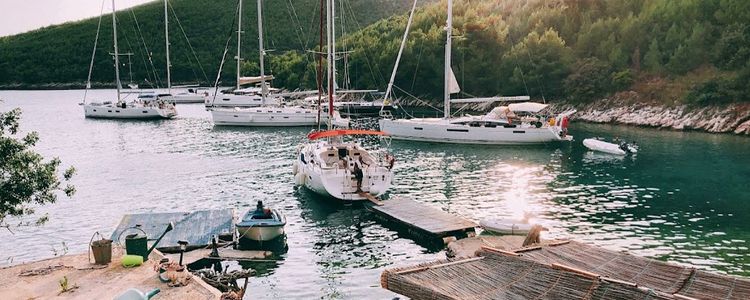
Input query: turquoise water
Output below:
<box><xmin>1</xmin><ymin>90</ymin><xmax>748</xmax><ymax>298</ymax></box>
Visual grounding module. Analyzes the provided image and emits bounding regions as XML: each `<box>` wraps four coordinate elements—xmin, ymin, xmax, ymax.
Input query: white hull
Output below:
<box><xmin>161</xmin><ymin>94</ymin><xmax>207</xmax><ymax>103</ymax></box>
<box><xmin>379</xmin><ymin>118</ymin><xmax>571</xmax><ymax>145</ymax></box>
<box><xmin>210</xmin><ymin>106</ymin><xmax>328</xmax><ymax>127</ymax></box>
<box><xmin>237</xmin><ymin>225</ymin><xmax>284</xmax><ymax>242</ymax></box>
<box><xmin>83</xmin><ymin>103</ymin><xmax>176</xmax><ymax>119</ymax></box>
<box><xmin>295</xmin><ymin>142</ymin><xmax>393</xmax><ymax>201</ymax></box>
<box><xmin>205</xmin><ymin>93</ymin><xmax>280</xmax><ymax>108</ymax></box>
<box><xmin>480</xmin><ymin>219</ymin><xmax>532</xmax><ymax>235</ymax></box>
<box><xmin>583</xmin><ymin>138</ymin><xmax>631</xmax><ymax>155</ymax></box>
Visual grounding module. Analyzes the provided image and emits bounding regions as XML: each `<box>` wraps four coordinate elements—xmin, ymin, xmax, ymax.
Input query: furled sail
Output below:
<box><xmin>448</xmin><ymin>67</ymin><xmax>461</xmax><ymax>94</ymax></box>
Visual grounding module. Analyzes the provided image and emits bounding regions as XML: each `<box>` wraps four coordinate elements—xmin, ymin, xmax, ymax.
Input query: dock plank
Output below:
<box><xmin>367</xmin><ymin>197</ymin><xmax>477</xmax><ymax>243</ymax></box>
<box><xmin>110</xmin><ymin>209</ymin><xmax>235</xmax><ymax>252</ymax></box>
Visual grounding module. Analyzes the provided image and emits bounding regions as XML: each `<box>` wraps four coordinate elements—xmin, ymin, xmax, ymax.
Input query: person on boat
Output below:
<box><xmin>358</xmin><ymin>155</ymin><xmax>369</xmax><ymax>168</ymax></box>
<box><xmin>505</xmin><ymin>107</ymin><xmax>516</xmax><ymax>124</ymax></box>
<box><xmin>386</xmin><ymin>154</ymin><xmax>396</xmax><ymax>170</ymax></box>
<box><xmin>353</xmin><ymin>162</ymin><xmax>364</xmax><ymax>192</ymax></box>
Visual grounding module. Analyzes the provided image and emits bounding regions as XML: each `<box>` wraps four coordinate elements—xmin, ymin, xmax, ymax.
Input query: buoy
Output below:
<box><xmin>292</xmin><ymin>161</ymin><xmax>299</xmax><ymax>175</ymax></box>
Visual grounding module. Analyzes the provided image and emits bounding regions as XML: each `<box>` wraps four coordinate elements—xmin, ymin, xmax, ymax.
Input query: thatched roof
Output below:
<box><xmin>512</xmin><ymin>241</ymin><xmax>750</xmax><ymax>300</ymax></box>
<box><xmin>381</xmin><ymin>241</ymin><xmax>750</xmax><ymax>300</ymax></box>
<box><xmin>382</xmin><ymin>253</ymin><xmax>674</xmax><ymax>299</ymax></box>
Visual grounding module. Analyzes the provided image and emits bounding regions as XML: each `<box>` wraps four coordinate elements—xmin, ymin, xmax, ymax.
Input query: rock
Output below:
<box><xmin>551</xmin><ymin>98</ymin><xmax>750</xmax><ymax>135</ymax></box>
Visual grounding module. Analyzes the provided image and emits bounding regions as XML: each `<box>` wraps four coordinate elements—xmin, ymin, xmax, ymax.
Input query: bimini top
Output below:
<box><xmin>308</xmin><ymin>129</ymin><xmax>388</xmax><ymax>140</ymax></box>
<box><xmin>508</xmin><ymin>102</ymin><xmax>548</xmax><ymax>113</ymax></box>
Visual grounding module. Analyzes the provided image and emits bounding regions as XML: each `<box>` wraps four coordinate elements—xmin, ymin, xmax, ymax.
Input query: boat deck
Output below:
<box><xmin>366</xmin><ymin>197</ymin><xmax>477</xmax><ymax>248</ymax></box>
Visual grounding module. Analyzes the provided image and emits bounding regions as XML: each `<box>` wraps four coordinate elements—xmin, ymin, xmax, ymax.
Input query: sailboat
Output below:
<box><xmin>210</xmin><ymin>0</ymin><xmax>335</xmax><ymax>127</ymax></box>
<box><xmin>293</xmin><ymin>0</ymin><xmax>394</xmax><ymax>201</ymax></box>
<box><xmin>82</xmin><ymin>0</ymin><xmax>177</xmax><ymax>119</ymax></box>
<box><xmin>205</xmin><ymin>0</ymin><xmax>280</xmax><ymax>109</ymax></box>
<box><xmin>154</xmin><ymin>0</ymin><xmax>208</xmax><ymax>104</ymax></box>
<box><xmin>379</xmin><ymin>0</ymin><xmax>574</xmax><ymax>144</ymax></box>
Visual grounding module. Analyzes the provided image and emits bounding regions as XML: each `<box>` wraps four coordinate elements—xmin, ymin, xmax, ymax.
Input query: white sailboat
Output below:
<box><xmin>379</xmin><ymin>0</ymin><xmax>574</xmax><ymax>144</ymax></box>
<box><xmin>155</xmin><ymin>0</ymin><xmax>208</xmax><ymax>104</ymax></box>
<box><xmin>294</xmin><ymin>0</ymin><xmax>394</xmax><ymax>201</ymax></box>
<box><xmin>210</xmin><ymin>0</ymin><xmax>335</xmax><ymax>127</ymax></box>
<box><xmin>205</xmin><ymin>0</ymin><xmax>281</xmax><ymax>109</ymax></box>
<box><xmin>82</xmin><ymin>0</ymin><xmax>177</xmax><ymax>119</ymax></box>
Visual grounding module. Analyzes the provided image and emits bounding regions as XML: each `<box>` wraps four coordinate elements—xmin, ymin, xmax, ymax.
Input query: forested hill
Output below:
<box><xmin>0</xmin><ymin>0</ymin><xmax>418</xmax><ymax>89</ymax></box>
<box><xmin>2</xmin><ymin>0</ymin><xmax>750</xmax><ymax>107</ymax></box>
<box><xmin>339</xmin><ymin>0</ymin><xmax>750</xmax><ymax>106</ymax></box>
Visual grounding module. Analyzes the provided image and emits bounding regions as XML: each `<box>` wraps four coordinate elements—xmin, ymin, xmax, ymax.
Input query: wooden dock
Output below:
<box><xmin>0</xmin><ymin>247</ymin><xmax>221</xmax><ymax>299</ymax></box>
<box><xmin>110</xmin><ymin>209</ymin><xmax>235</xmax><ymax>252</ymax></box>
<box><xmin>365</xmin><ymin>197</ymin><xmax>477</xmax><ymax>249</ymax></box>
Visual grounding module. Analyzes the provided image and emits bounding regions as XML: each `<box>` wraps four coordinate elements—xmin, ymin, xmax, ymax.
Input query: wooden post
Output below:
<box><xmin>522</xmin><ymin>224</ymin><xmax>543</xmax><ymax>247</ymax></box>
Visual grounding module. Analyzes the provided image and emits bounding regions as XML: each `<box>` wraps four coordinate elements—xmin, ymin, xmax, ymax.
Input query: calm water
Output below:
<box><xmin>1</xmin><ymin>90</ymin><xmax>749</xmax><ymax>298</ymax></box>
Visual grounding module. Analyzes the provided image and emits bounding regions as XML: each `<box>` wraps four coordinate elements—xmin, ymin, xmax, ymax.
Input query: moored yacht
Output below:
<box><xmin>380</xmin><ymin>101</ymin><xmax>573</xmax><ymax>144</ymax></box>
<box><xmin>83</xmin><ymin>100</ymin><xmax>176</xmax><ymax>119</ymax></box>
<box><xmin>379</xmin><ymin>0</ymin><xmax>574</xmax><ymax>144</ymax></box>
<box><xmin>81</xmin><ymin>0</ymin><xmax>177</xmax><ymax>120</ymax></box>
<box><xmin>294</xmin><ymin>130</ymin><xmax>394</xmax><ymax>201</ymax></box>
<box><xmin>161</xmin><ymin>87</ymin><xmax>209</xmax><ymax>103</ymax></box>
<box><xmin>209</xmin><ymin>0</ymin><xmax>325</xmax><ymax>127</ymax></box>
<box><xmin>294</xmin><ymin>0</ymin><xmax>394</xmax><ymax>201</ymax></box>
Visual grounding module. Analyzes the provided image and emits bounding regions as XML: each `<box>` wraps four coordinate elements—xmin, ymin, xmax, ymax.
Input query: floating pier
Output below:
<box><xmin>366</xmin><ymin>197</ymin><xmax>477</xmax><ymax>248</ymax></box>
<box><xmin>110</xmin><ymin>209</ymin><xmax>235</xmax><ymax>252</ymax></box>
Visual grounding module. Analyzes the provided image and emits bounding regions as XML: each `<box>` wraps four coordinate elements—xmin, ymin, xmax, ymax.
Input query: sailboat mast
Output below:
<box><xmin>331</xmin><ymin>0</ymin><xmax>336</xmax><ymax>93</ymax></box>
<box><xmin>257</xmin><ymin>0</ymin><xmax>266</xmax><ymax>104</ymax></box>
<box><xmin>443</xmin><ymin>0</ymin><xmax>453</xmax><ymax>119</ymax></box>
<box><xmin>236</xmin><ymin>0</ymin><xmax>243</xmax><ymax>90</ymax></box>
<box><xmin>383</xmin><ymin>0</ymin><xmax>418</xmax><ymax>106</ymax></box>
<box><xmin>164</xmin><ymin>0</ymin><xmax>171</xmax><ymax>93</ymax></box>
<box><xmin>316</xmin><ymin>0</ymin><xmax>324</xmax><ymax>130</ymax></box>
<box><xmin>112</xmin><ymin>0</ymin><xmax>121</xmax><ymax>102</ymax></box>
<box><xmin>326</xmin><ymin>0</ymin><xmax>334</xmax><ymax>123</ymax></box>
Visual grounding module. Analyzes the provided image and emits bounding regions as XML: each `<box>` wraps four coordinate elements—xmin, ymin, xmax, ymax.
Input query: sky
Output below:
<box><xmin>0</xmin><ymin>0</ymin><xmax>154</xmax><ymax>37</ymax></box>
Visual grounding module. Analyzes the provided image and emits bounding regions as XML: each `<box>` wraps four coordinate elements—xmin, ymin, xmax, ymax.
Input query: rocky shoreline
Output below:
<box><xmin>551</xmin><ymin>98</ymin><xmax>750</xmax><ymax>135</ymax></box>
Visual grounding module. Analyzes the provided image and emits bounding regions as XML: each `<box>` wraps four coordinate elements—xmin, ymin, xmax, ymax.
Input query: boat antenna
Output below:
<box><xmin>112</xmin><ymin>0</ymin><xmax>122</xmax><ymax>103</ymax></box>
<box><xmin>382</xmin><ymin>0</ymin><xmax>418</xmax><ymax>113</ymax></box>
<box><xmin>84</xmin><ymin>0</ymin><xmax>106</xmax><ymax>104</ymax></box>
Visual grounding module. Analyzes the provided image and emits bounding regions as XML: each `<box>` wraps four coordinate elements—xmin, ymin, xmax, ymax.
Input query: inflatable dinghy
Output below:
<box><xmin>583</xmin><ymin>138</ymin><xmax>637</xmax><ymax>155</ymax></box>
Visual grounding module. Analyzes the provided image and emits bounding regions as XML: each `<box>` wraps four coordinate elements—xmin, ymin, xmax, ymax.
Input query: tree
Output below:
<box><xmin>0</xmin><ymin>108</ymin><xmax>75</xmax><ymax>232</ymax></box>
<box><xmin>643</xmin><ymin>38</ymin><xmax>664</xmax><ymax>72</ymax></box>
<box><xmin>563</xmin><ymin>57</ymin><xmax>612</xmax><ymax>102</ymax></box>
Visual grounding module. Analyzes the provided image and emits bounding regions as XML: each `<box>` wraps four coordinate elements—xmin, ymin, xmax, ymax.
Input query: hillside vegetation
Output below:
<box><xmin>0</xmin><ymin>0</ymin><xmax>418</xmax><ymax>88</ymax></box>
<box><xmin>2</xmin><ymin>0</ymin><xmax>750</xmax><ymax>107</ymax></box>
<box><xmin>334</xmin><ymin>0</ymin><xmax>750</xmax><ymax>106</ymax></box>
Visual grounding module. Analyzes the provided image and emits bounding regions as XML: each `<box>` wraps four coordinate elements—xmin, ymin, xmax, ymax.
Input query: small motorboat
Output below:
<box><xmin>583</xmin><ymin>138</ymin><xmax>638</xmax><ymax>155</ymax></box>
<box><xmin>480</xmin><ymin>219</ymin><xmax>533</xmax><ymax>236</ymax></box>
<box><xmin>236</xmin><ymin>201</ymin><xmax>286</xmax><ymax>242</ymax></box>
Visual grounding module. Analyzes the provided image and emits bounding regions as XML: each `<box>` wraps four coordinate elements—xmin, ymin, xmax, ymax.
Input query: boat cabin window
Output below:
<box><xmin>338</xmin><ymin>148</ymin><xmax>348</xmax><ymax>159</ymax></box>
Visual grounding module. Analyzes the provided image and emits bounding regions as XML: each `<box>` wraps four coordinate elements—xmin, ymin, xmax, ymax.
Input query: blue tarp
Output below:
<box><xmin>111</xmin><ymin>209</ymin><xmax>234</xmax><ymax>251</ymax></box>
